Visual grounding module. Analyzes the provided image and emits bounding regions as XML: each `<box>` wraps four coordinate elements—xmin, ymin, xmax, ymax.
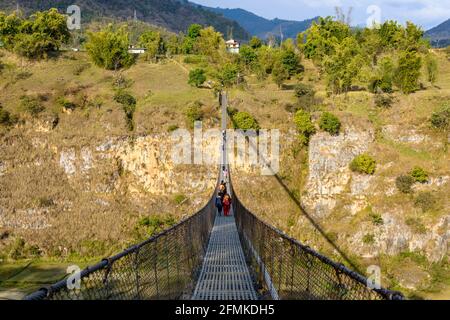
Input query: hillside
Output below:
<box><xmin>426</xmin><ymin>19</ymin><xmax>450</xmax><ymax>48</ymax></box>
<box><xmin>0</xmin><ymin>0</ymin><xmax>250</xmax><ymax>40</ymax></box>
<box><xmin>200</xmin><ymin>6</ymin><xmax>318</xmax><ymax>39</ymax></box>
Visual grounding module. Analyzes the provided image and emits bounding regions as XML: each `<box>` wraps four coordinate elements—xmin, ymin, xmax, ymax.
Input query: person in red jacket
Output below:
<box><xmin>222</xmin><ymin>194</ymin><xmax>232</xmax><ymax>217</ymax></box>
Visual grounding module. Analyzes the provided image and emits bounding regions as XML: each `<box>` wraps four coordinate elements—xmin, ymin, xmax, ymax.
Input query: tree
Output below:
<box><xmin>217</xmin><ymin>63</ymin><xmax>239</xmax><ymax>87</ymax></box>
<box><xmin>294</xmin><ymin>110</ymin><xmax>316</xmax><ymax>145</ymax></box>
<box><xmin>281</xmin><ymin>49</ymin><xmax>303</xmax><ymax>77</ymax></box>
<box><xmin>299</xmin><ymin>17</ymin><xmax>351</xmax><ymax>64</ymax></box>
<box><xmin>187</xmin><ymin>24</ymin><xmax>202</xmax><ymax>39</ymax></box>
<box><xmin>86</xmin><ymin>26</ymin><xmax>135</xmax><ymax>70</ymax></box>
<box><xmin>194</xmin><ymin>26</ymin><xmax>224</xmax><ymax>59</ymax></box>
<box><xmin>249</xmin><ymin>36</ymin><xmax>262</xmax><ymax>49</ymax></box>
<box><xmin>188</xmin><ymin>68</ymin><xmax>206</xmax><ymax>88</ymax></box>
<box><xmin>272</xmin><ymin>61</ymin><xmax>289</xmax><ymax>89</ymax></box>
<box><xmin>350</xmin><ymin>154</ymin><xmax>376</xmax><ymax>175</ymax></box>
<box><xmin>394</xmin><ymin>49</ymin><xmax>422</xmax><ymax>94</ymax></box>
<box><xmin>182</xmin><ymin>24</ymin><xmax>202</xmax><ymax>54</ymax></box>
<box><xmin>323</xmin><ymin>37</ymin><xmax>365</xmax><ymax>94</ymax></box>
<box><xmin>239</xmin><ymin>45</ymin><xmax>257</xmax><ymax>68</ymax></box>
<box><xmin>139</xmin><ymin>31</ymin><xmax>166</xmax><ymax>62</ymax></box>
<box><xmin>0</xmin><ymin>9</ymin><xmax>70</xmax><ymax>59</ymax></box>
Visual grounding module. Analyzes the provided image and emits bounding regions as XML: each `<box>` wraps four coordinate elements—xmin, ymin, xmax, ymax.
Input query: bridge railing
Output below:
<box><xmin>232</xmin><ymin>192</ymin><xmax>404</xmax><ymax>300</ymax></box>
<box><xmin>25</xmin><ymin>195</ymin><xmax>216</xmax><ymax>300</ymax></box>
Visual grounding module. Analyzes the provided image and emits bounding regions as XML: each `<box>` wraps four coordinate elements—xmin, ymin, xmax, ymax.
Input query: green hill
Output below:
<box><xmin>0</xmin><ymin>0</ymin><xmax>250</xmax><ymax>40</ymax></box>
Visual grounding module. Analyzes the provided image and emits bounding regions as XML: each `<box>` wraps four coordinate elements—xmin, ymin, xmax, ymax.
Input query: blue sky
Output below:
<box><xmin>191</xmin><ymin>0</ymin><xmax>450</xmax><ymax>30</ymax></box>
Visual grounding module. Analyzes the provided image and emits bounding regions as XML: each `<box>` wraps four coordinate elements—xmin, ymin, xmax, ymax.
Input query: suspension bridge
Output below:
<box><xmin>24</xmin><ymin>94</ymin><xmax>403</xmax><ymax>301</ymax></box>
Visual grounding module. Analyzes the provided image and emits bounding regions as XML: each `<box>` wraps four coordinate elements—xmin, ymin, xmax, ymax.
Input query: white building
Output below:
<box><xmin>128</xmin><ymin>46</ymin><xmax>147</xmax><ymax>54</ymax></box>
<box><xmin>226</xmin><ymin>39</ymin><xmax>240</xmax><ymax>54</ymax></box>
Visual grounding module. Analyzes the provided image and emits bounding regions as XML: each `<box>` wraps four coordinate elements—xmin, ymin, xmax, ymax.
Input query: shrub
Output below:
<box><xmin>186</xmin><ymin>101</ymin><xmax>204</xmax><ymax>125</ymax></box>
<box><xmin>369</xmin><ymin>212</ymin><xmax>384</xmax><ymax>226</ymax></box>
<box><xmin>405</xmin><ymin>217</ymin><xmax>427</xmax><ymax>234</ymax></box>
<box><xmin>173</xmin><ymin>194</ymin><xmax>187</xmax><ymax>205</ymax></box>
<box><xmin>319</xmin><ymin>112</ymin><xmax>341</xmax><ymax>135</ymax></box>
<box><xmin>20</xmin><ymin>96</ymin><xmax>44</xmax><ymax>116</ymax></box>
<box><xmin>188</xmin><ymin>68</ymin><xmax>206</xmax><ymax>88</ymax></box>
<box><xmin>294</xmin><ymin>83</ymin><xmax>315</xmax><ymax>98</ymax></box>
<box><xmin>9</xmin><ymin>238</ymin><xmax>26</xmax><ymax>260</ymax></box>
<box><xmin>167</xmin><ymin>124</ymin><xmax>179</xmax><ymax>132</ymax></box>
<box><xmin>294</xmin><ymin>83</ymin><xmax>316</xmax><ymax>111</ymax></box>
<box><xmin>114</xmin><ymin>91</ymin><xmax>137</xmax><ymax>131</ymax></box>
<box><xmin>414</xmin><ymin>192</ymin><xmax>436</xmax><ymax>212</ymax></box>
<box><xmin>135</xmin><ymin>215</ymin><xmax>177</xmax><ymax>240</ymax></box>
<box><xmin>232</xmin><ymin>111</ymin><xmax>260</xmax><ymax>131</ymax></box>
<box><xmin>362</xmin><ymin>233</ymin><xmax>375</xmax><ymax>245</ymax></box>
<box><xmin>430</xmin><ymin>105</ymin><xmax>449</xmax><ymax>130</ymax></box>
<box><xmin>293</xmin><ymin>110</ymin><xmax>316</xmax><ymax>145</ymax></box>
<box><xmin>374</xmin><ymin>93</ymin><xmax>394</xmax><ymax>108</ymax></box>
<box><xmin>350</xmin><ymin>154</ymin><xmax>376</xmax><ymax>175</ymax></box>
<box><xmin>0</xmin><ymin>105</ymin><xmax>11</xmax><ymax>125</ymax></box>
<box><xmin>217</xmin><ymin>63</ymin><xmax>239</xmax><ymax>87</ymax></box>
<box><xmin>396</xmin><ymin>174</ymin><xmax>415</xmax><ymax>193</ymax></box>
<box><xmin>410</xmin><ymin>167</ymin><xmax>428</xmax><ymax>183</ymax></box>
<box><xmin>57</xmin><ymin>97</ymin><xmax>76</xmax><ymax>111</ymax></box>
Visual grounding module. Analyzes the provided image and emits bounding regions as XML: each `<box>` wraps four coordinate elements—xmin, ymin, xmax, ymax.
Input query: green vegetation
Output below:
<box><xmin>319</xmin><ymin>112</ymin><xmax>341</xmax><ymax>135</ymax></box>
<box><xmin>20</xmin><ymin>96</ymin><xmax>44</xmax><ymax>116</ymax></box>
<box><xmin>293</xmin><ymin>110</ymin><xmax>316</xmax><ymax>145</ymax></box>
<box><xmin>114</xmin><ymin>91</ymin><xmax>137</xmax><ymax>131</ymax></box>
<box><xmin>134</xmin><ymin>215</ymin><xmax>177</xmax><ymax>241</ymax></box>
<box><xmin>430</xmin><ymin>105</ymin><xmax>449</xmax><ymax>130</ymax></box>
<box><xmin>0</xmin><ymin>104</ymin><xmax>17</xmax><ymax>126</ymax></box>
<box><xmin>362</xmin><ymin>233</ymin><xmax>375</xmax><ymax>245</ymax></box>
<box><xmin>299</xmin><ymin>17</ymin><xmax>428</xmax><ymax>95</ymax></box>
<box><xmin>414</xmin><ymin>192</ymin><xmax>436</xmax><ymax>212</ymax></box>
<box><xmin>173</xmin><ymin>194</ymin><xmax>188</xmax><ymax>205</ymax></box>
<box><xmin>396</xmin><ymin>174</ymin><xmax>415</xmax><ymax>193</ymax></box>
<box><xmin>369</xmin><ymin>212</ymin><xmax>384</xmax><ymax>226</ymax></box>
<box><xmin>410</xmin><ymin>167</ymin><xmax>429</xmax><ymax>183</ymax></box>
<box><xmin>0</xmin><ymin>9</ymin><xmax>70</xmax><ymax>59</ymax></box>
<box><xmin>374</xmin><ymin>93</ymin><xmax>394</xmax><ymax>108</ymax></box>
<box><xmin>138</xmin><ymin>30</ymin><xmax>166</xmax><ymax>62</ymax></box>
<box><xmin>231</xmin><ymin>111</ymin><xmax>260</xmax><ymax>131</ymax></box>
<box><xmin>86</xmin><ymin>26</ymin><xmax>135</xmax><ymax>70</ymax></box>
<box><xmin>350</xmin><ymin>154</ymin><xmax>376</xmax><ymax>175</ymax></box>
<box><xmin>185</xmin><ymin>101</ymin><xmax>204</xmax><ymax>126</ymax></box>
<box><xmin>188</xmin><ymin>68</ymin><xmax>206</xmax><ymax>88</ymax></box>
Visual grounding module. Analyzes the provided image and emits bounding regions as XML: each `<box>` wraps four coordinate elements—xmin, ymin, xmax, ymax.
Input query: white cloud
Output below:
<box><xmin>192</xmin><ymin>0</ymin><xmax>450</xmax><ymax>29</ymax></box>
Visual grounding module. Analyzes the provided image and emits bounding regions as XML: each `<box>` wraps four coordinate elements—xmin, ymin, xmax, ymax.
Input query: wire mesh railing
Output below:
<box><xmin>25</xmin><ymin>195</ymin><xmax>216</xmax><ymax>300</ymax></box>
<box><xmin>232</xmin><ymin>191</ymin><xmax>404</xmax><ymax>300</ymax></box>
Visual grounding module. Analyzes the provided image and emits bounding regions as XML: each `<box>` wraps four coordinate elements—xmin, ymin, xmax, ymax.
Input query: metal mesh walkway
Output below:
<box><xmin>192</xmin><ymin>214</ymin><xmax>258</xmax><ymax>300</ymax></box>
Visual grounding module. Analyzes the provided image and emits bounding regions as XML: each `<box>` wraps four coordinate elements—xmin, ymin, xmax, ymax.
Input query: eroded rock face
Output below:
<box><xmin>302</xmin><ymin>126</ymin><xmax>375</xmax><ymax>218</ymax></box>
<box><xmin>349</xmin><ymin>214</ymin><xmax>449</xmax><ymax>263</ymax></box>
<box><xmin>57</xmin><ymin>134</ymin><xmax>217</xmax><ymax>195</ymax></box>
<box><xmin>302</xmin><ymin>124</ymin><xmax>449</xmax><ymax>263</ymax></box>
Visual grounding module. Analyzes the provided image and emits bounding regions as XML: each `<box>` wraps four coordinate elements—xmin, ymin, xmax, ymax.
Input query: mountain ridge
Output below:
<box><xmin>199</xmin><ymin>6</ymin><xmax>319</xmax><ymax>39</ymax></box>
<box><xmin>425</xmin><ymin>18</ymin><xmax>450</xmax><ymax>48</ymax></box>
<box><xmin>0</xmin><ymin>0</ymin><xmax>250</xmax><ymax>40</ymax></box>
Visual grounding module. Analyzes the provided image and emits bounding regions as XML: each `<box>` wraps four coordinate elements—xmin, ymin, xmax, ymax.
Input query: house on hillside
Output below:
<box><xmin>226</xmin><ymin>39</ymin><xmax>240</xmax><ymax>54</ymax></box>
<box><xmin>128</xmin><ymin>45</ymin><xmax>147</xmax><ymax>54</ymax></box>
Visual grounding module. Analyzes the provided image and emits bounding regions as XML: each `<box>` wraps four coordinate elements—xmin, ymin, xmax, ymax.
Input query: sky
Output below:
<box><xmin>191</xmin><ymin>0</ymin><xmax>450</xmax><ymax>30</ymax></box>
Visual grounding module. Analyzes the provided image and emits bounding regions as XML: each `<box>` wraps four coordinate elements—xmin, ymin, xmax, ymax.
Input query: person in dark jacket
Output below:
<box><xmin>215</xmin><ymin>195</ymin><xmax>223</xmax><ymax>216</ymax></box>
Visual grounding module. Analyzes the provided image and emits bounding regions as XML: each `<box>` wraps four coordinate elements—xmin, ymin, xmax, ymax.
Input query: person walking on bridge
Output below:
<box><xmin>222</xmin><ymin>194</ymin><xmax>232</xmax><ymax>216</ymax></box>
